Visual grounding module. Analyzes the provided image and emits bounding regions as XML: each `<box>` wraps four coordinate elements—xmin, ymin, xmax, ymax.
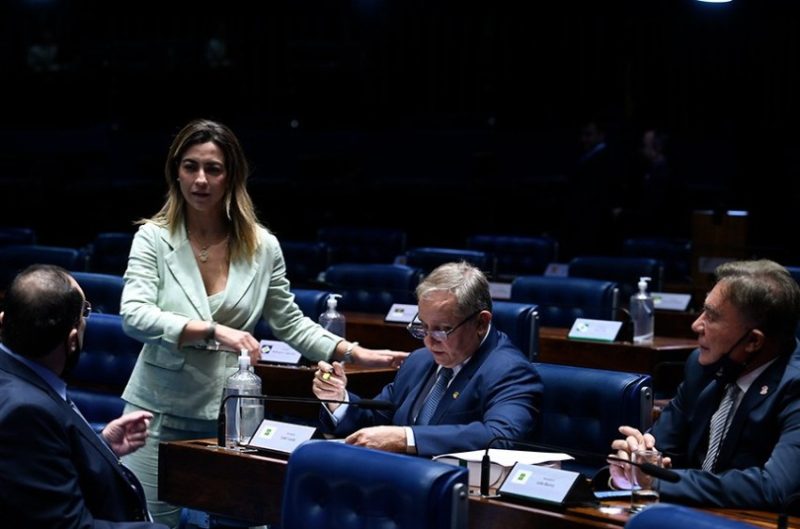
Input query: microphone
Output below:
<box><xmin>216</xmin><ymin>394</ymin><xmax>395</xmax><ymax>447</ymax></box>
<box><xmin>606</xmin><ymin>455</ymin><xmax>681</xmax><ymax>483</ymax></box>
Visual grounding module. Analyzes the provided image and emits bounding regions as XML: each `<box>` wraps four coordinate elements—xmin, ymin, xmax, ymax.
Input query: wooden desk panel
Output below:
<box><xmin>159</xmin><ymin>438</ymin><xmax>796</xmax><ymax>529</ymax></box>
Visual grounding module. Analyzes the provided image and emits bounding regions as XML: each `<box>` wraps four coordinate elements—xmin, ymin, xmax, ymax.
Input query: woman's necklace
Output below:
<box><xmin>188</xmin><ymin>231</ymin><xmax>228</xmax><ymax>263</ymax></box>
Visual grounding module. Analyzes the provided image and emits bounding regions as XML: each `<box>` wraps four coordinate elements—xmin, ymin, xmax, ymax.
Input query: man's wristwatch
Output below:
<box><xmin>342</xmin><ymin>341</ymin><xmax>359</xmax><ymax>364</ymax></box>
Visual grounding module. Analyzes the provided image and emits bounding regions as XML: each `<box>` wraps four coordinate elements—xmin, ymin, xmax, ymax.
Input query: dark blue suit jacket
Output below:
<box><xmin>653</xmin><ymin>343</ymin><xmax>800</xmax><ymax>509</ymax></box>
<box><xmin>0</xmin><ymin>351</ymin><xmax>167</xmax><ymax>528</ymax></box>
<box><xmin>319</xmin><ymin>327</ymin><xmax>543</xmax><ymax>456</ymax></box>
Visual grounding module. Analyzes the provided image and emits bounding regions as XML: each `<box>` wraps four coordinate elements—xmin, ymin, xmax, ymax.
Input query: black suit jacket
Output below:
<box><xmin>0</xmin><ymin>350</ymin><xmax>167</xmax><ymax>528</ymax></box>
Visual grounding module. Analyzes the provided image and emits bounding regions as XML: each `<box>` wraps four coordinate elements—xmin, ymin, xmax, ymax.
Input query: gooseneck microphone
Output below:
<box><xmin>216</xmin><ymin>394</ymin><xmax>395</xmax><ymax>447</ymax></box>
<box><xmin>606</xmin><ymin>455</ymin><xmax>681</xmax><ymax>483</ymax></box>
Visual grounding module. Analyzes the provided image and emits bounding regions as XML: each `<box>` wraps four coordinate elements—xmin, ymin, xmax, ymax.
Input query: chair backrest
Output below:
<box><xmin>568</xmin><ymin>256</ymin><xmax>664</xmax><ymax>302</ymax></box>
<box><xmin>625</xmin><ymin>503</ymin><xmax>759</xmax><ymax>529</ymax></box>
<box><xmin>467</xmin><ymin>234</ymin><xmax>557</xmax><ymax>278</ymax></box>
<box><xmin>509</xmin><ymin>275</ymin><xmax>619</xmax><ymax>328</ymax></box>
<box><xmin>532</xmin><ymin>363</ymin><xmax>652</xmax><ymax>476</ymax></box>
<box><xmin>405</xmin><ymin>247</ymin><xmax>496</xmax><ymax>277</ymax></box>
<box><xmin>280</xmin><ymin>240</ymin><xmax>331</xmax><ymax>285</ymax></box>
<box><xmin>86</xmin><ymin>231</ymin><xmax>134</xmax><ymax>275</ymax></box>
<box><xmin>0</xmin><ymin>244</ymin><xmax>86</xmax><ymax>290</ymax></box>
<box><xmin>0</xmin><ymin>227</ymin><xmax>36</xmax><ymax>246</ymax></box>
<box><xmin>492</xmin><ymin>300</ymin><xmax>539</xmax><ymax>360</ymax></box>
<box><xmin>254</xmin><ymin>288</ymin><xmax>332</xmax><ymax>340</ymax></box>
<box><xmin>281</xmin><ymin>441</ymin><xmax>468</xmax><ymax>529</ymax></box>
<box><xmin>318</xmin><ymin>226</ymin><xmax>407</xmax><ymax>264</ymax></box>
<box><xmin>323</xmin><ymin>263</ymin><xmax>423</xmax><ymax>314</ymax></box>
<box><xmin>71</xmin><ymin>271</ymin><xmax>125</xmax><ymax>315</ymax></box>
<box><xmin>66</xmin><ymin>313</ymin><xmax>142</xmax><ymax>395</ymax></box>
<box><xmin>67</xmin><ymin>388</ymin><xmax>125</xmax><ymax>434</ymax></box>
<box><xmin>622</xmin><ymin>237</ymin><xmax>692</xmax><ymax>283</ymax></box>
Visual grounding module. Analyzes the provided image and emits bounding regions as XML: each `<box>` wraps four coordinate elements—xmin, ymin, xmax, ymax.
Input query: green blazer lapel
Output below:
<box><xmin>225</xmin><ymin>250</ymin><xmax>261</xmax><ymax>311</ymax></box>
<box><xmin>163</xmin><ymin>225</ymin><xmax>211</xmax><ymax>320</ymax></box>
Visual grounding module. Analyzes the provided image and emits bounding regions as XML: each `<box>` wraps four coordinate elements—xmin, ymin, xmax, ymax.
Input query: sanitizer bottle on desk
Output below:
<box><xmin>222</xmin><ymin>350</ymin><xmax>263</xmax><ymax>447</ymax></box>
<box><xmin>630</xmin><ymin>276</ymin><xmax>655</xmax><ymax>344</ymax></box>
<box><xmin>319</xmin><ymin>293</ymin><xmax>346</xmax><ymax>338</ymax></box>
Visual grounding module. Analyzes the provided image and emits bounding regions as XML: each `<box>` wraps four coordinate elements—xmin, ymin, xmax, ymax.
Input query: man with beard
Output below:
<box><xmin>608</xmin><ymin>259</ymin><xmax>800</xmax><ymax>511</ymax></box>
<box><xmin>0</xmin><ymin>264</ymin><xmax>166</xmax><ymax>528</ymax></box>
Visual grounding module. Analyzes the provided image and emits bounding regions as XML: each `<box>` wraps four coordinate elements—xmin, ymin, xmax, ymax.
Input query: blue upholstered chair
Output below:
<box><xmin>281</xmin><ymin>240</ymin><xmax>331</xmax><ymax>285</ymax></box>
<box><xmin>467</xmin><ymin>234</ymin><xmax>558</xmax><ymax>279</ymax></box>
<box><xmin>67</xmin><ymin>388</ymin><xmax>126</xmax><ymax>434</ymax></box>
<box><xmin>85</xmin><ymin>231</ymin><xmax>134</xmax><ymax>275</ymax></box>
<box><xmin>281</xmin><ymin>441</ymin><xmax>468</xmax><ymax>529</ymax></box>
<box><xmin>509</xmin><ymin>275</ymin><xmax>619</xmax><ymax>328</ymax></box>
<box><xmin>492</xmin><ymin>300</ymin><xmax>539</xmax><ymax>360</ymax></box>
<box><xmin>0</xmin><ymin>244</ymin><xmax>87</xmax><ymax>290</ymax></box>
<box><xmin>625</xmin><ymin>503</ymin><xmax>759</xmax><ymax>529</ymax></box>
<box><xmin>72</xmin><ymin>271</ymin><xmax>125</xmax><ymax>315</ymax></box>
<box><xmin>0</xmin><ymin>226</ymin><xmax>36</xmax><ymax>246</ymax></box>
<box><xmin>318</xmin><ymin>226</ymin><xmax>407</xmax><ymax>264</ymax></box>
<box><xmin>622</xmin><ymin>237</ymin><xmax>692</xmax><ymax>283</ymax></box>
<box><xmin>254</xmin><ymin>287</ymin><xmax>332</xmax><ymax>340</ymax></box>
<box><xmin>66</xmin><ymin>313</ymin><xmax>142</xmax><ymax>433</ymax></box>
<box><xmin>533</xmin><ymin>363</ymin><xmax>653</xmax><ymax>477</ymax></box>
<box><xmin>323</xmin><ymin>263</ymin><xmax>423</xmax><ymax>314</ymax></box>
<box><xmin>405</xmin><ymin>247</ymin><xmax>496</xmax><ymax>277</ymax></box>
<box><xmin>568</xmin><ymin>256</ymin><xmax>665</xmax><ymax>302</ymax></box>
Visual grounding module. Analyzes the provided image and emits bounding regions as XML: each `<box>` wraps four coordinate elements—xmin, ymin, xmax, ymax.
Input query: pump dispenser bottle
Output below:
<box><xmin>222</xmin><ymin>350</ymin><xmax>264</xmax><ymax>447</ymax></box>
<box><xmin>630</xmin><ymin>276</ymin><xmax>655</xmax><ymax>344</ymax></box>
<box><xmin>319</xmin><ymin>293</ymin><xmax>346</xmax><ymax>338</ymax></box>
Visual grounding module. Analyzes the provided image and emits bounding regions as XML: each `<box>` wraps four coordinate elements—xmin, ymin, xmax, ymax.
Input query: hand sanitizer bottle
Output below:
<box><xmin>630</xmin><ymin>276</ymin><xmax>655</xmax><ymax>344</ymax></box>
<box><xmin>319</xmin><ymin>293</ymin><xmax>346</xmax><ymax>338</ymax></box>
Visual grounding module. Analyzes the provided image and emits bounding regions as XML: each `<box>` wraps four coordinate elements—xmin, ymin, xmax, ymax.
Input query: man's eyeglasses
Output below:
<box><xmin>407</xmin><ymin>310</ymin><xmax>481</xmax><ymax>342</ymax></box>
<box><xmin>82</xmin><ymin>300</ymin><xmax>92</xmax><ymax>319</ymax></box>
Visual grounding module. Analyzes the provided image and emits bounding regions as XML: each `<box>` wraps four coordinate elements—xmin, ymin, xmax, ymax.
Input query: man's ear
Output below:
<box><xmin>67</xmin><ymin>327</ymin><xmax>79</xmax><ymax>352</ymax></box>
<box><xmin>746</xmin><ymin>328</ymin><xmax>765</xmax><ymax>353</ymax></box>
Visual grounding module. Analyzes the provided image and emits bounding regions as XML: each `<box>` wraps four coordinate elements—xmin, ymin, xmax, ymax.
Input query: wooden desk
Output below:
<box><xmin>253</xmin><ymin>363</ymin><xmax>396</xmax><ymax>421</ymax></box>
<box><xmin>344</xmin><ymin>312</ymin><xmax>697</xmax><ymax>394</ymax></box>
<box><xmin>159</xmin><ymin>438</ymin><xmax>795</xmax><ymax>529</ymax></box>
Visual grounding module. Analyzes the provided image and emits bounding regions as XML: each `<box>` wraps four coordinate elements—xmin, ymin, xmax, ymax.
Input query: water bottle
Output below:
<box><xmin>222</xmin><ymin>350</ymin><xmax>264</xmax><ymax>447</ymax></box>
<box><xmin>319</xmin><ymin>293</ymin><xmax>346</xmax><ymax>338</ymax></box>
<box><xmin>630</xmin><ymin>276</ymin><xmax>655</xmax><ymax>344</ymax></box>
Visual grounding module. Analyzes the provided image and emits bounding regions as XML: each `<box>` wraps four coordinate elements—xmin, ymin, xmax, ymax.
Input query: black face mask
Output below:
<box><xmin>708</xmin><ymin>329</ymin><xmax>753</xmax><ymax>384</ymax></box>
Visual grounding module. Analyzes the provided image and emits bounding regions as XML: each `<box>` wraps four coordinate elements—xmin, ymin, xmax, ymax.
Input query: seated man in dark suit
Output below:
<box><xmin>312</xmin><ymin>261</ymin><xmax>543</xmax><ymax>456</ymax></box>
<box><xmin>609</xmin><ymin>259</ymin><xmax>800</xmax><ymax>510</ymax></box>
<box><xmin>0</xmin><ymin>264</ymin><xmax>167</xmax><ymax>528</ymax></box>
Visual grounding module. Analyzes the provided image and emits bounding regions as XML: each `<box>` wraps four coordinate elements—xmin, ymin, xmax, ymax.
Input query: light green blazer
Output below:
<box><xmin>120</xmin><ymin>222</ymin><xmax>339</xmax><ymax>421</ymax></box>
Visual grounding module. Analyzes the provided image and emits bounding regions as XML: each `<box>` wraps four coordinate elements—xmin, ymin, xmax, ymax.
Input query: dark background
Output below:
<box><xmin>1</xmin><ymin>0</ymin><xmax>798</xmax><ymax>262</ymax></box>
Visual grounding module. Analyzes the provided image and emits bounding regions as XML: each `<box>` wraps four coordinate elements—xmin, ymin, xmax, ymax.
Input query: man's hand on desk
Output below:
<box><xmin>345</xmin><ymin>425</ymin><xmax>407</xmax><ymax>453</ymax></box>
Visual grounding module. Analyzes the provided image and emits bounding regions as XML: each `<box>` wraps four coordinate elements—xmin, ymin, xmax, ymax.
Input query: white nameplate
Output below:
<box><xmin>568</xmin><ymin>318</ymin><xmax>622</xmax><ymax>342</ymax></box>
<box><xmin>652</xmin><ymin>292</ymin><xmax>692</xmax><ymax>311</ymax></box>
<box><xmin>384</xmin><ymin>303</ymin><xmax>418</xmax><ymax>323</ymax></box>
<box><xmin>544</xmin><ymin>262</ymin><xmax>570</xmax><ymax>277</ymax></box>
<box><xmin>260</xmin><ymin>340</ymin><xmax>302</xmax><ymax>365</ymax></box>
<box><xmin>489</xmin><ymin>282</ymin><xmax>512</xmax><ymax>300</ymax></box>
<box><xmin>246</xmin><ymin>419</ymin><xmax>316</xmax><ymax>454</ymax></box>
<box><xmin>498</xmin><ymin>463</ymin><xmax>586</xmax><ymax>505</ymax></box>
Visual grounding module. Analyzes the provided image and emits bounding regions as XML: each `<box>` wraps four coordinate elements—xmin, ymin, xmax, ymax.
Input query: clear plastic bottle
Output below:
<box><xmin>319</xmin><ymin>293</ymin><xmax>346</xmax><ymax>338</ymax></box>
<box><xmin>222</xmin><ymin>350</ymin><xmax>264</xmax><ymax>447</ymax></box>
<box><xmin>630</xmin><ymin>276</ymin><xmax>655</xmax><ymax>344</ymax></box>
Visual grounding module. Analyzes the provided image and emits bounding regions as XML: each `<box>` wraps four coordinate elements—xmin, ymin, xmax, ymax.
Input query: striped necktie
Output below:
<box><xmin>702</xmin><ymin>383</ymin><xmax>741</xmax><ymax>472</ymax></box>
<box><xmin>416</xmin><ymin>367</ymin><xmax>453</xmax><ymax>425</ymax></box>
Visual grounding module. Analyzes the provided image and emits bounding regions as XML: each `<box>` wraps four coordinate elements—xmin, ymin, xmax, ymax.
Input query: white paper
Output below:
<box><xmin>259</xmin><ymin>340</ymin><xmax>302</xmax><ymax>365</ymax></box>
<box><xmin>384</xmin><ymin>303</ymin><xmax>419</xmax><ymax>323</ymax></box>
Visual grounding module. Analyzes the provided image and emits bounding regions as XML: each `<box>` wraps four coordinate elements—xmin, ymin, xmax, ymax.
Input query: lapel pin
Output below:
<box><xmin>760</xmin><ymin>385</ymin><xmax>769</xmax><ymax>395</ymax></box>
<box><xmin>452</xmin><ymin>391</ymin><xmax>460</xmax><ymax>399</ymax></box>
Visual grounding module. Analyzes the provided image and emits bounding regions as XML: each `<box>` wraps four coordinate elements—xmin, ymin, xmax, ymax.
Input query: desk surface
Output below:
<box><xmin>159</xmin><ymin>438</ymin><xmax>795</xmax><ymax>529</ymax></box>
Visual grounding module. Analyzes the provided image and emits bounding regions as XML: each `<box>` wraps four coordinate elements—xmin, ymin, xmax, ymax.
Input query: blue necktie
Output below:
<box><xmin>416</xmin><ymin>367</ymin><xmax>453</xmax><ymax>425</ymax></box>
